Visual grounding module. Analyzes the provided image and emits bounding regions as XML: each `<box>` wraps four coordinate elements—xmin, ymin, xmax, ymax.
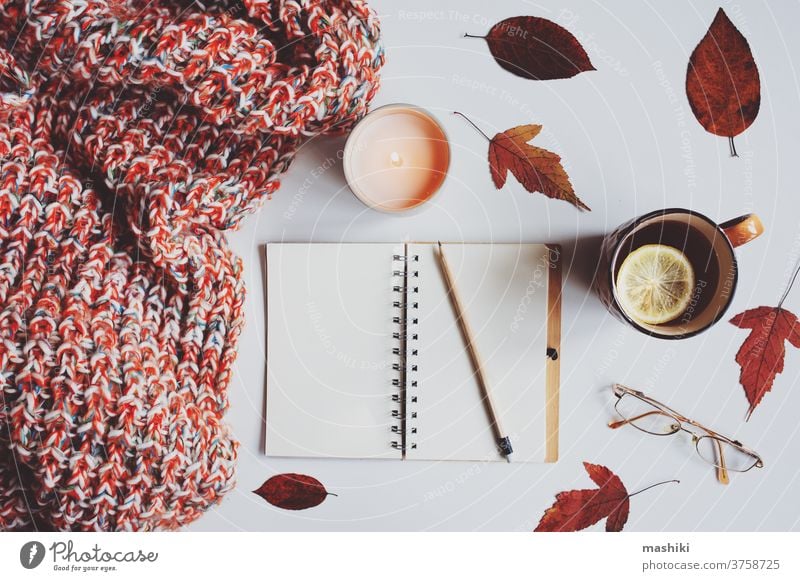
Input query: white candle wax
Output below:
<box><xmin>343</xmin><ymin>104</ymin><xmax>450</xmax><ymax>213</ymax></box>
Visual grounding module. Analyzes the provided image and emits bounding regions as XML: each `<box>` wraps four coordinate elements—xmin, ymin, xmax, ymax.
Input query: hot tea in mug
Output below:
<box><xmin>597</xmin><ymin>209</ymin><xmax>763</xmax><ymax>339</ymax></box>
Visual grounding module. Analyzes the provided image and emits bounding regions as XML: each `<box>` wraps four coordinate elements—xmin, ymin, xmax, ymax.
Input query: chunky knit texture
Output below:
<box><xmin>0</xmin><ymin>0</ymin><xmax>383</xmax><ymax>530</ymax></box>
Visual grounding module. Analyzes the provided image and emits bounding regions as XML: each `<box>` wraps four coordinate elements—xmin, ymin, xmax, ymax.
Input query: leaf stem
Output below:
<box><xmin>463</xmin><ymin>33</ymin><xmax>486</xmax><ymax>39</ymax></box>
<box><xmin>627</xmin><ymin>479</ymin><xmax>680</xmax><ymax>498</ymax></box>
<box><xmin>327</xmin><ymin>492</ymin><xmax>339</xmax><ymax>497</ymax></box>
<box><xmin>778</xmin><ymin>257</ymin><xmax>800</xmax><ymax>308</ymax></box>
<box><xmin>729</xmin><ymin>136</ymin><xmax>739</xmax><ymax>157</ymax></box>
<box><xmin>453</xmin><ymin>111</ymin><xmax>491</xmax><ymax>141</ymax></box>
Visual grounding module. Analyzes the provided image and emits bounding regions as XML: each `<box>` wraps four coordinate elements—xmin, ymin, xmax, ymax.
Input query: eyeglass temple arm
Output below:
<box><xmin>686</xmin><ymin>419</ymin><xmax>732</xmax><ymax>483</ymax></box>
<box><xmin>608</xmin><ymin>409</ymin><xmax>672</xmax><ymax>429</ymax></box>
<box><xmin>714</xmin><ymin>437</ymin><xmax>730</xmax><ymax>485</ymax></box>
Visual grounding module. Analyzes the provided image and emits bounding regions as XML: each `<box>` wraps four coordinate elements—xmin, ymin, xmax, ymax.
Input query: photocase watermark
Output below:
<box><xmin>284</xmin><ymin>150</ymin><xmax>344</xmax><ymax>221</ymax></box>
<box><xmin>396</xmin><ymin>10</ymin><xmax>494</xmax><ymax>28</ymax></box>
<box><xmin>641</xmin><ymin>346</ymin><xmax>677</xmax><ymax>391</ymax></box>
<box><xmin>740</xmin><ymin>150</ymin><xmax>754</xmax><ymax>212</ymax></box>
<box><xmin>396</xmin><ymin>9</ymin><xmax>447</xmax><ymax>22</ymax></box>
<box><xmin>747</xmin><ymin>309</ymin><xmax>777</xmax><ymax>359</ymax></box>
<box><xmin>451</xmin><ymin>73</ymin><xmax>537</xmax><ymax>119</ymax></box>
<box><xmin>653</xmin><ymin>60</ymin><xmax>697</xmax><ymax>196</ymax></box>
<box><xmin>20</xmin><ymin>541</ymin><xmax>46</xmax><ymax>569</ymax></box>
<box><xmin>284</xmin><ymin>136</ymin><xmax>370</xmax><ymax>221</ymax></box>
<box><xmin>451</xmin><ymin>73</ymin><xmax>502</xmax><ymax>99</ymax></box>
<box><xmin>306</xmin><ymin>301</ymin><xmax>388</xmax><ymax>371</ymax></box>
<box><xmin>423</xmin><ymin>461</ymin><xmax>485</xmax><ymax>502</ymax></box>
<box><xmin>557</xmin><ymin>9</ymin><xmax>629</xmax><ymax>77</ymax></box>
<box><xmin>510</xmin><ymin>247</ymin><xmax>559</xmax><ymax>333</ymax></box>
<box><xmin>19</xmin><ymin>540</ymin><xmax>158</xmax><ymax>573</ymax></box>
<box><xmin>491</xmin><ymin>20</ymin><xmax>529</xmax><ymax>40</ymax></box>
<box><xmin>679</xmin><ymin>279</ymin><xmax>709</xmax><ymax>325</ymax></box>
<box><xmin>779</xmin><ymin>228</ymin><xmax>800</xmax><ymax>296</ymax></box>
<box><xmin>422</xmin><ymin>446</ymin><xmax>513</xmax><ymax>502</ymax></box>
<box><xmin>595</xmin><ymin>326</ymin><xmax>627</xmax><ymax>376</ymax></box>
<box><xmin>721</xmin><ymin>0</ymin><xmax>752</xmax><ymax>36</ymax></box>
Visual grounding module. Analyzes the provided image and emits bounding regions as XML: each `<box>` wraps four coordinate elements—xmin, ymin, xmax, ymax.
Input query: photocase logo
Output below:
<box><xmin>20</xmin><ymin>541</ymin><xmax>46</xmax><ymax>569</ymax></box>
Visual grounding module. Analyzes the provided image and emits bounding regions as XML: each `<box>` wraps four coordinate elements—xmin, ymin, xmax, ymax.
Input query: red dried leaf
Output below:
<box><xmin>254</xmin><ymin>473</ymin><xmax>333</xmax><ymax>510</ymax></box>
<box><xmin>535</xmin><ymin>462</ymin><xmax>629</xmax><ymax>532</ymax></box>
<box><xmin>686</xmin><ymin>9</ymin><xmax>760</xmax><ymax>143</ymax></box>
<box><xmin>476</xmin><ymin>16</ymin><xmax>594</xmax><ymax>80</ymax></box>
<box><xmin>489</xmin><ymin>124</ymin><xmax>590</xmax><ymax>211</ymax></box>
<box><xmin>730</xmin><ymin>306</ymin><xmax>800</xmax><ymax>418</ymax></box>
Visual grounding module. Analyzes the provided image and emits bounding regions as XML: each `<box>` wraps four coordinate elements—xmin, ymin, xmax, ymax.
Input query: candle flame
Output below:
<box><xmin>390</xmin><ymin>151</ymin><xmax>403</xmax><ymax>167</ymax></box>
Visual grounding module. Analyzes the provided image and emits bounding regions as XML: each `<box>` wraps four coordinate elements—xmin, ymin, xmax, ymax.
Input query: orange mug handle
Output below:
<box><xmin>719</xmin><ymin>213</ymin><xmax>764</xmax><ymax>248</ymax></box>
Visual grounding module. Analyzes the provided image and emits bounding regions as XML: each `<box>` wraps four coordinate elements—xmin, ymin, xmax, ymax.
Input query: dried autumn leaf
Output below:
<box><xmin>686</xmin><ymin>8</ymin><xmax>760</xmax><ymax>155</ymax></box>
<box><xmin>535</xmin><ymin>462</ymin><xmax>630</xmax><ymax>532</ymax></box>
<box><xmin>468</xmin><ymin>16</ymin><xmax>594</xmax><ymax>80</ymax></box>
<box><xmin>730</xmin><ymin>306</ymin><xmax>800</xmax><ymax>418</ymax></box>
<box><xmin>253</xmin><ymin>473</ymin><xmax>335</xmax><ymax>510</ymax></box>
<box><xmin>489</xmin><ymin>124</ymin><xmax>590</xmax><ymax>211</ymax></box>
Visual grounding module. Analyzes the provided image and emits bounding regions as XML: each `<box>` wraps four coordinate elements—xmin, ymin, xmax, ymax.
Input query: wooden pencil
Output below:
<box><xmin>436</xmin><ymin>241</ymin><xmax>513</xmax><ymax>460</ymax></box>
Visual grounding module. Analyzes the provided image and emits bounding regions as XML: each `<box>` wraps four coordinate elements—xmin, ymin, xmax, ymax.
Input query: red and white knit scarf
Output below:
<box><xmin>0</xmin><ymin>0</ymin><xmax>383</xmax><ymax>530</ymax></box>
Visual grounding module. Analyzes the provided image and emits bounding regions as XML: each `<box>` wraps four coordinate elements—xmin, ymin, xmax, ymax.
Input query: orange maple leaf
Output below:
<box><xmin>489</xmin><ymin>124</ymin><xmax>590</xmax><ymax>211</ymax></box>
<box><xmin>730</xmin><ymin>306</ymin><xmax>800</xmax><ymax>419</ymax></box>
<box><xmin>535</xmin><ymin>462</ymin><xmax>629</xmax><ymax>532</ymax></box>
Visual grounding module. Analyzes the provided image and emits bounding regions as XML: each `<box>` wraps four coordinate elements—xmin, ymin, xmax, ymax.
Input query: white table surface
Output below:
<box><xmin>189</xmin><ymin>0</ymin><xmax>800</xmax><ymax>531</ymax></box>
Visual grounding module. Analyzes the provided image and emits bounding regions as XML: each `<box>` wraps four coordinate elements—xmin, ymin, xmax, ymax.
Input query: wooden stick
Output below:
<box><xmin>436</xmin><ymin>241</ymin><xmax>513</xmax><ymax>459</ymax></box>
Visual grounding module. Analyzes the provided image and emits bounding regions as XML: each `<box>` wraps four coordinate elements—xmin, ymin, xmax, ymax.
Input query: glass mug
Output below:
<box><xmin>596</xmin><ymin>209</ymin><xmax>764</xmax><ymax>339</ymax></box>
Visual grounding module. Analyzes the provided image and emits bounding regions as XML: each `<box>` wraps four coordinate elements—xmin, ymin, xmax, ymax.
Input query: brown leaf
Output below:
<box><xmin>489</xmin><ymin>124</ymin><xmax>590</xmax><ymax>211</ymax></box>
<box><xmin>253</xmin><ymin>473</ymin><xmax>334</xmax><ymax>510</ymax></box>
<box><xmin>686</xmin><ymin>8</ymin><xmax>760</xmax><ymax>147</ymax></box>
<box><xmin>473</xmin><ymin>16</ymin><xmax>594</xmax><ymax>80</ymax></box>
<box><xmin>730</xmin><ymin>306</ymin><xmax>800</xmax><ymax>418</ymax></box>
<box><xmin>535</xmin><ymin>462</ymin><xmax>629</xmax><ymax>532</ymax></box>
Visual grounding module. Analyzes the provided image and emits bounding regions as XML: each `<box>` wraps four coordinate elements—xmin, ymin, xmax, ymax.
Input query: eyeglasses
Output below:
<box><xmin>609</xmin><ymin>384</ymin><xmax>763</xmax><ymax>484</ymax></box>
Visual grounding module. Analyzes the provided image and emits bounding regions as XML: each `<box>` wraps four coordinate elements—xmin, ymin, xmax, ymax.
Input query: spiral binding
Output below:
<box><xmin>390</xmin><ymin>250</ymin><xmax>420</xmax><ymax>453</ymax></box>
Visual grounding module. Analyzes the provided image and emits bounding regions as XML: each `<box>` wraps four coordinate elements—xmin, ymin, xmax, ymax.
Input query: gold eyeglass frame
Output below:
<box><xmin>609</xmin><ymin>383</ymin><xmax>764</xmax><ymax>484</ymax></box>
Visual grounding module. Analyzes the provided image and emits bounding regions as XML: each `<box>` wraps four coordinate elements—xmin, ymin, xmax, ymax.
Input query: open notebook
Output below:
<box><xmin>265</xmin><ymin>243</ymin><xmax>561</xmax><ymax>462</ymax></box>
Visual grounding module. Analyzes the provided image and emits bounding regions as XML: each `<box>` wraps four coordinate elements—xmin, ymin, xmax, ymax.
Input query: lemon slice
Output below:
<box><xmin>616</xmin><ymin>244</ymin><xmax>695</xmax><ymax>325</ymax></box>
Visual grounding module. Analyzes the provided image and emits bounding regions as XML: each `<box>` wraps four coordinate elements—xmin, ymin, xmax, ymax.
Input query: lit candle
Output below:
<box><xmin>343</xmin><ymin>104</ymin><xmax>450</xmax><ymax>213</ymax></box>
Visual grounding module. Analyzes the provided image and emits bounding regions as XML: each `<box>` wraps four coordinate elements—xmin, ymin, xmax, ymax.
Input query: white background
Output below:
<box><xmin>189</xmin><ymin>0</ymin><xmax>800</xmax><ymax>531</ymax></box>
<box><xmin>1</xmin><ymin>533</ymin><xmax>797</xmax><ymax>580</ymax></box>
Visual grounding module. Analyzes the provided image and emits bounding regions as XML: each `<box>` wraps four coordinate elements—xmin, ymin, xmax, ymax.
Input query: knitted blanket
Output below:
<box><xmin>0</xmin><ymin>0</ymin><xmax>383</xmax><ymax>530</ymax></box>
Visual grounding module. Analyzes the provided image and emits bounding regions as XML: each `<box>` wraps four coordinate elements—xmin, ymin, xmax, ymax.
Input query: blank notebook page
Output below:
<box><xmin>265</xmin><ymin>243</ymin><xmax>400</xmax><ymax>459</ymax></box>
<box><xmin>406</xmin><ymin>243</ymin><xmax>550</xmax><ymax>462</ymax></box>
